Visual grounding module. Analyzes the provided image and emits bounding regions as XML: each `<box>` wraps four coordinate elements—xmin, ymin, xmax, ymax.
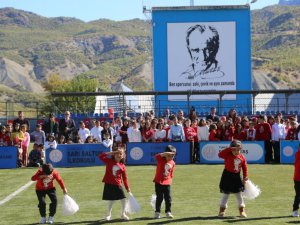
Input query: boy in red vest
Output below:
<box><xmin>153</xmin><ymin>145</ymin><xmax>176</xmax><ymax>219</ymax></box>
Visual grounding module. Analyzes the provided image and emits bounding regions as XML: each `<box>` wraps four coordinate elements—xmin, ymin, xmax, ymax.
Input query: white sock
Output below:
<box><xmin>234</xmin><ymin>192</ymin><xmax>245</xmax><ymax>208</ymax></box>
<box><xmin>220</xmin><ymin>194</ymin><xmax>229</xmax><ymax>208</ymax></box>
<box><xmin>121</xmin><ymin>199</ymin><xmax>127</xmax><ymax>216</ymax></box>
<box><xmin>106</xmin><ymin>200</ymin><xmax>114</xmax><ymax>217</ymax></box>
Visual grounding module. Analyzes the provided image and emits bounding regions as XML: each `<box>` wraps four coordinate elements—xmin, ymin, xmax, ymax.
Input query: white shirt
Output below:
<box><xmin>90</xmin><ymin>126</ymin><xmax>103</xmax><ymax>142</ymax></box>
<box><xmin>155</xmin><ymin>129</ymin><xmax>166</xmax><ymax>140</ymax></box>
<box><xmin>102</xmin><ymin>139</ymin><xmax>113</xmax><ymax>151</ymax></box>
<box><xmin>78</xmin><ymin>128</ymin><xmax>90</xmax><ymax>143</ymax></box>
<box><xmin>45</xmin><ymin>140</ymin><xmax>57</xmax><ymax>149</ymax></box>
<box><xmin>272</xmin><ymin>122</ymin><xmax>286</xmax><ymax>141</ymax></box>
<box><xmin>197</xmin><ymin>126</ymin><xmax>209</xmax><ymax>141</ymax></box>
<box><xmin>128</xmin><ymin>128</ymin><xmax>142</xmax><ymax>142</ymax></box>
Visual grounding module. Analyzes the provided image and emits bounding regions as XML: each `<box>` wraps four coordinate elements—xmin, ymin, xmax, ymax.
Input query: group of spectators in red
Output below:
<box><xmin>1</xmin><ymin>107</ymin><xmax>299</xmax><ymax>164</ymax></box>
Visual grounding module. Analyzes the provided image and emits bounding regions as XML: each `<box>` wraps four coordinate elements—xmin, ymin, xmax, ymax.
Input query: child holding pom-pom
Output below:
<box><xmin>292</xmin><ymin>144</ymin><xmax>300</xmax><ymax>217</ymax></box>
<box><xmin>218</xmin><ymin>140</ymin><xmax>248</xmax><ymax>218</ymax></box>
<box><xmin>98</xmin><ymin>147</ymin><xmax>131</xmax><ymax>221</ymax></box>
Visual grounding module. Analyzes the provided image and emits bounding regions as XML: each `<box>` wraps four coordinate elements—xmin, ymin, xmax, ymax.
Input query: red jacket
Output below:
<box><xmin>286</xmin><ymin>128</ymin><xmax>298</xmax><ymax>140</ymax></box>
<box><xmin>255</xmin><ymin>122</ymin><xmax>272</xmax><ymax>141</ymax></box>
<box><xmin>184</xmin><ymin>127</ymin><xmax>197</xmax><ymax>142</ymax></box>
<box><xmin>294</xmin><ymin>149</ymin><xmax>300</xmax><ymax>181</ymax></box>
<box><xmin>31</xmin><ymin>168</ymin><xmax>65</xmax><ymax>191</ymax></box>
<box><xmin>153</xmin><ymin>154</ymin><xmax>175</xmax><ymax>185</ymax></box>
<box><xmin>209</xmin><ymin>130</ymin><xmax>220</xmax><ymax>141</ymax></box>
<box><xmin>99</xmin><ymin>153</ymin><xmax>129</xmax><ymax>191</ymax></box>
<box><xmin>218</xmin><ymin>147</ymin><xmax>248</xmax><ymax>179</ymax></box>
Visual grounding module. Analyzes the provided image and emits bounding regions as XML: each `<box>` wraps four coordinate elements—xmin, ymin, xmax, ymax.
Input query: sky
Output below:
<box><xmin>0</xmin><ymin>0</ymin><xmax>279</xmax><ymax>22</ymax></box>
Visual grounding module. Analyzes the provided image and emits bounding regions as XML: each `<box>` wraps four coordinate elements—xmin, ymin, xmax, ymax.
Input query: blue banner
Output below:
<box><xmin>0</xmin><ymin>146</ymin><xmax>18</xmax><ymax>169</ymax></box>
<box><xmin>126</xmin><ymin>142</ymin><xmax>190</xmax><ymax>165</ymax></box>
<box><xmin>46</xmin><ymin>144</ymin><xmax>110</xmax><ymax>167</ymax></box>
<box><xmin>199</xmin><ymin>141</ymin><xmax>265</xmax><ymax>164</ymax></box>
<box><xmin>280</xmin><ymin>140</ymin><xmax>300</xmax><ymax>164</ymax></box>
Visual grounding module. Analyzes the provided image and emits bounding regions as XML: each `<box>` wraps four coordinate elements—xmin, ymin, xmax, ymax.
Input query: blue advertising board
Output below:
<box><xmin>152</xmin><ymin>5</ymin><xmax>252</xmax><ymax>113</ymax></box>
<box><xmin>280</xmin><ymin>140</ymin><xmax>300</xmax><ymax>164</ymax></box>
<box><xmin>0</xmin><ymin>146</ymin><xmax>18</xmax><ymax>169</ymax></box>
<box><xmin>46</xmin><ymin>144</ymin><xmax>110</xmax><ymax>167</ymax></box>
<box><xmin>126</xmin><ymin>142</ymin><xmax>190</xmax><ymax>165</ymax></box>
<box><xmin>200</xmin><ymin>141</ymin><xmax>265</xmax><ymax>164</ymax></box>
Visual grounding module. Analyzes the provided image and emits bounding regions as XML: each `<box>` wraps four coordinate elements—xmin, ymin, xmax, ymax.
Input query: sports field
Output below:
<box><xmin>0</xmin><ymin>164</ymin><xmax>297</xmax><ymax>225</ymax></box>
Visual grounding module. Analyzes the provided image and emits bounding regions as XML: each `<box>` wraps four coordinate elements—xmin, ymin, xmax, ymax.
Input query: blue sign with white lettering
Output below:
<box><xmin>280</xmin><ymin>140</ymin><xmax>300</xmax><ymax>164</ymax></box>
<box><xmin>126</xmin><ymin>142</ymin><xmax>190</xmax><ymax>165</ymax></box>
<box><xmin>0</xmin><ymin>146</ymin><xmax>18</xmax><ymax>169</ymax></box>
<box><xmin>46</xmin><ymin>144</ymin><xmax>110</xmax><ymax>167</ymax></box>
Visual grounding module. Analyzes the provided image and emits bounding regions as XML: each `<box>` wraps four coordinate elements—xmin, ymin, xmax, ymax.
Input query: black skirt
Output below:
<box><xmin>219</xmin><ymin>169</ymin><xmax>244</xmax><ymax>194</ymax></box>
<box><xmin>102</xmin><ymin>183</ymin><xmax>126</xmax><ymax>200</ymax></box>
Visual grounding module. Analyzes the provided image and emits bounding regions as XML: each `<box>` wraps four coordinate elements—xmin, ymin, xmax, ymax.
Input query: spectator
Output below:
<box><xmin>197</xmin><ymin>118</ymin><xmax>209</xmax><ymax>141</ymax></box>
<box><xmin>13</xmin><ymin>111</ymin><xmax>30</xmax><ymax>132</ymax></box>
<box><xmin>286</xmin><ymin>121</ymin><xmax>298</xmax><ymax>140</ymax></box>
<box><xmin>246</xmin><ymin>122</ymin><xmax>256</xmax><ymax>141</ymax></box>
<box><xmin>272</xmin><ymin>115</ymin><xmax>286</xmax><ymax>163</ymax></box>
<box><xmin>38</xmin><ymin>144</ymin><xmax>45</xmax><ymax>164</ymax></box>
<box><xmin>234</xmin><ymin>124</ymin><xmax>246</xmax><ymax>141</ymax></box>
<box><xmin>184</xmin><ymin>119</ymin><xmax>197</xmax><ymax>163</ymax></box>
<box><xmin>85</xmin><ymin>135</ymin><xmax>94</xmax><ymax>143</ymax></box>
<box><xmin>141</xmin><ymin>121</ymin><xmax>155</xmax><ymax>142</ymax></box>
<box><xmin>168</xmin><ymin>116</ymin><xmax>185</xmax><ymax>142</ymax></box>
<box><xmin>4</xmin><ymin>124</ymin><xmax>13</xmax><ymax>146</ymax></box>
<box><xmin>31</xmin><ymin>124</ymin><xmax>46</xmax><ymax>145</ymax></box>
<box><xmin>101</xmin><ymin>121</ymin><xmax>114</xmax><ymax>144</ymax></box>
<box><xmin>256</xmin><ymin>115</ymin><xmax>272</xmax><ymax>163</ymax></box>
<box><xmin>58</xmin><ymin>135</ymin><xmax>66</xmax><ymax>144</ymax></box>
<box><xmin>206</xmin><ymin>107</ymin><xmax>219</xmax><ymax>123</ymax></box>
<box><xmin>78</xmin><ymin>121</ymin><xmax>91</xmax><ymax>143</ymax></box>
<box><xmin>113</xmin><ymin>117</ymin><xmax>122</xmax><ymax>143</ymax></box>
<box><xmin>209</xmin><ymin>124</ymin><xmax>220</xmax><ymax>141</ymax></box>
<box><xmin>58</xmin><ymin>111</ymin><xmax>76</xmax><ymax>141</ymax></box>
<box><xmin>128</xmin><ymin>120</ymin><xmax>142</xmax><ymax>142</ymax></box>
<box><xmin>119</xmin><ymin>119</ymin><xmax>129</xmax><ymax>145</ymax></box>
<box><xmin>43</xmin><ymin>113</ymin><xmax>59</xmax><ymax>138</ymax></box>
<box><xmin>223</xmin><ymin>120</ymin><xmax>235</xmax><ymax>141</ymax></box>
<box><xmin>90</xmin><ymin>120</ymin><xmax>103</xmax><ymax>143</ymax></box>
<box><xmin>102</xmin><ymin>132</ymin><xmax>113</xmax><ymax>151</ymax></box>
<box><xmin>44</xmin><ymin>135</ymin><xmax>57</xmax><ymax>149</ymax></box>
<box><xmin>0</xmin><ymin>125</ymin><xmax>11</xmax><ymax>146</ymax></box>
<box><xmin>27</xmin><ymin>143</ymin><xmax>42</xmax><ymax>167</ymax></box>
<box><xmin>20</xmin><ymin>124</ymin><xmax>30</xmax><ymax>166</ymax></box>
<box><xmin>155</xmin><ymin>123</ymin><xmax>166</xmax><ymax>142</ymax></box>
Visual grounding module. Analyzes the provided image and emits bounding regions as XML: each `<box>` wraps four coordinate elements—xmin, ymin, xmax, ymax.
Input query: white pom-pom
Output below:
<box><xmin>125</xmin><ymin>192</ymin><xmax>141</xmax><ymax>215</ymax></box>
<box><xmin>62</xmin><ymin>194</ymin><xmax>79</xmax><ymax>215</ymax></box>
<box><xmin>150</xmin><ymin>193</ymin><xmax>156</xmax><ymax>210</ymax></box>
<box><xmin>242</xmin><ymin>180</ymin><xmax>261</xmax><ymax>200</ymax></box>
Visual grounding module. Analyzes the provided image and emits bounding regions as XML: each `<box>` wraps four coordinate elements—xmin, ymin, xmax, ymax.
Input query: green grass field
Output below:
<box><xmin>0</xmin><ymin>164</ymin><xmax>298</xmax><ymax>225</ymax></box>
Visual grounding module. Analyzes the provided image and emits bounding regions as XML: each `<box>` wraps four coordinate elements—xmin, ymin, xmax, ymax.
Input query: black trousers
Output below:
<box><xmin>273</xmin><ymin>141</ymin><xmax>280</xmax><ymax>163</ymax></box>
<box><xmin>264</xmin><ymin>140</ymin><xmax>273</xmax><ymax>163</ymax></box>
<box><xmin>293</xmin><ymin>181</ymin><xmax>300</xmax><ymax>211</ymax></box>
<box><xmin>36</xmin><ymin>188</ymin><xmax>57</xmax><ymax>217</ymax></box>
<box><xmin>155</xmin><ymin>183</ymin><xmax>171</xmax><ymax>213</ymax></box>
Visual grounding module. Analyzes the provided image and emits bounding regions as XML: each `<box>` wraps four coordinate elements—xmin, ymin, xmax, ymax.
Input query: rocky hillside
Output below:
<box><xmin>0</xmin><ymin>5</ymin><xmax>299</xmax><ymax>102</ymax></box>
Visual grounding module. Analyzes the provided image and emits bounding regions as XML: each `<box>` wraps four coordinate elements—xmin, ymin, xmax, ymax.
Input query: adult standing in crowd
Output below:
<box><xmin>58</xmin><ymin>111</ymin><xmax>76</xmax><ymax>141</ymax></box>
<box><xmin>43</xmin><ymin>113</ymin><xmax>59</xmax><ymax>138</ymax></box>
<box><xmin>206</xmin><ymin>107</ymin><xmax>219</xmax><ymax>123</ymax></box>
<box><xmin>13</xmin><ymin>111</ymin><xmax>30</xmax><ymax>132</ymax></box>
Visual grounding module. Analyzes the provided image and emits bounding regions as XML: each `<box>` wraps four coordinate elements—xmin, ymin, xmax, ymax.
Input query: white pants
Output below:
<box><xmin>106</xmin><ymin>199</ymin><xmax>127</xmax><ymax>217</ymax></box>
<box><xmin>220</xmin><ymin>192</ymin><xmax>245</xmax><ymax>208</ymax></box>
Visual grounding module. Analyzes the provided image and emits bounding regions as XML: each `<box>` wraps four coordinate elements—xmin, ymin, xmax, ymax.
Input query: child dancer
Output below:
<box><xmin>292</xmin><ymin>144</ymin><xmax>300</xmax><ymax>217</ymax></box>
<box><xmin>98</xmin><ymin>147</ymin><xmax>131</xmax><ymax>221</ymax></box>
<box><xmin>153</xmin><ymin>145</ymin><xmax>176</xmax><ymax>219</ymax></box>
<box><xmin>31</xmin><ymin>163</ymin><xmax>67</xmax><ymax>224</ymax></box>
<box><xmin>218</xmin><ymin>140</ymin><xmax>248</xmax><ymax>218</ymax></box>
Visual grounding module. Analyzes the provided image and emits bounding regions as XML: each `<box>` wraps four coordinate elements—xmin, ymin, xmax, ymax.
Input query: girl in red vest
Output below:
<box><xmin>98</xmin><ymin>147</ymin><xmax>131</xmax><ymax>221</ymax></box>
<box><xmin>218</xmin><ymin>140</ymin><xmax>248</xmax><ymax>218</ymax></box>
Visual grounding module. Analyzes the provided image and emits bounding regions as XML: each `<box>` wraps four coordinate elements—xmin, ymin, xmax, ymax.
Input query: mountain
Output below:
<box><xmin>0</xmin><ymin>5</ymin><xmax>299</xmax><ymax>102</ymax></box>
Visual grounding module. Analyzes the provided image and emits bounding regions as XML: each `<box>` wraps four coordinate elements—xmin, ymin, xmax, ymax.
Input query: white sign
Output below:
<box><xmin>201</xmin><ymin>142</ymin><xmax>264</xmax><ymax>163</ymax></box>
<box><xmin>167</xmin><ymin>22</ymin><xmax>236</xmax><ymax>100</ymax></box>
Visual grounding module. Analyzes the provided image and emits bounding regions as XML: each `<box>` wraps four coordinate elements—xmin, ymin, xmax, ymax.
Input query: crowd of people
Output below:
<box><xmin>0</xmin><ymin>107</ymin><xmax>299</xmax><ymax>166</ymax></box>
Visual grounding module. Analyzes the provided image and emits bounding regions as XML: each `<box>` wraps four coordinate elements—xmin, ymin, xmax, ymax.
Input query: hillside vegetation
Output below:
<box><xmin>0</xmin><ymin>5</ymin><xmax>299</xmax><ymax>104</ymax></box>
